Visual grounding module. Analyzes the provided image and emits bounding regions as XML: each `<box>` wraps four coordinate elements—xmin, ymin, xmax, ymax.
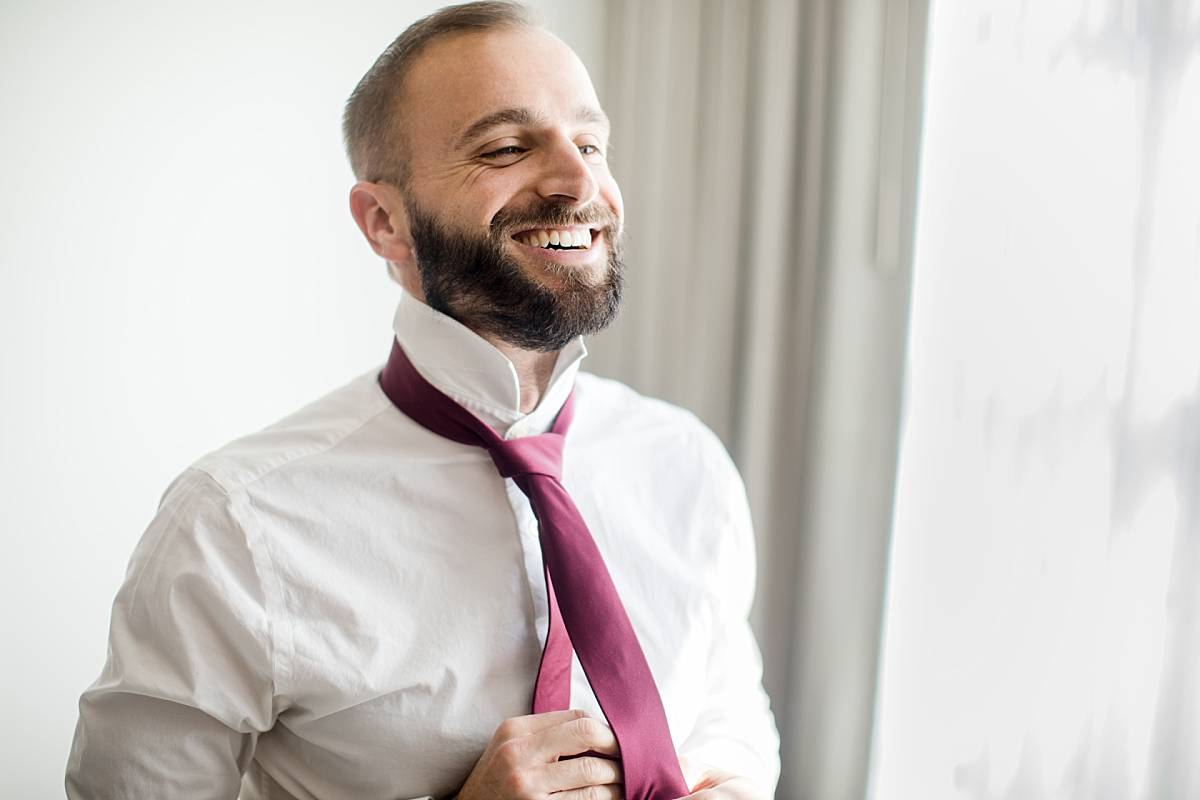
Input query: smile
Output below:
<box><xmin>511</xmin><ymin>226</ymin><xmax>595</xmax><ymax>250</ymax></box>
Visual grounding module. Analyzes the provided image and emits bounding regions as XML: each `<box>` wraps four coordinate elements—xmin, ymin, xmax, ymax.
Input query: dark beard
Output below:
<box><xmin>405</xmin><ymin>197</ymin><xmax>625</xmax><ymax>353</ymax></box>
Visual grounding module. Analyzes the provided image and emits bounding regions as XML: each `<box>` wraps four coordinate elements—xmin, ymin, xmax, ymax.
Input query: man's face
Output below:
<box><xmin>396</xmin><ymin>26</ymin><xmax>626</xmax><ymax>351</ymax></box>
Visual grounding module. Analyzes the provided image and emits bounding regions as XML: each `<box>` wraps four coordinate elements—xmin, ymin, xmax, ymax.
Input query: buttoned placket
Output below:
<box><xmin>501</xmin><ymin>466</ymin><xmax>600</xmax><ymax>719</ymax></box>
<box><xmin>489</xmin><ymin>381</ymin><xmax>600</xmax><ymax>717</ymax></box>
<box><xmin>503</xmin><ymin>478</ymin><xmax>548</xmax><ymax>648</ymax></box>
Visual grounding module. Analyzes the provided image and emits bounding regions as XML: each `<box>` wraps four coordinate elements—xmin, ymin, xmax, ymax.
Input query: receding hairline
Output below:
<box><xmin>342</xmin><ymin>1</ymin><xmax>542</xmax><ymax>184</ymax></box>
<box><xmin>388</xmin><ymin>26</ymin><xmax>563</xmax><ymax>150</ymax></box>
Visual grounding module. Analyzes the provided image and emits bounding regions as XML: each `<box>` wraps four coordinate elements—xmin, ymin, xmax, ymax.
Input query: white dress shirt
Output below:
<box><xmin>66</xmin><ymin>289</ymin><xmax>780</xmax><ymax>800</ymax></box>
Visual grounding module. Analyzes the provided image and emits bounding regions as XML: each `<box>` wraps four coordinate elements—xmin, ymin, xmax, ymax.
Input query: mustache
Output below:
<box><xmin>490</xmin><ymin>201</ymin><xmax>621</xmax><ymax>238</ymax></box>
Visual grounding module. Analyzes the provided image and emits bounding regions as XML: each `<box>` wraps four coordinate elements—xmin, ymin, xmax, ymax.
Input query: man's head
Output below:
<box><xmin>344</xmin><ymin>1</ymin><xmax>625</xmax><ymax>352</ymax></box>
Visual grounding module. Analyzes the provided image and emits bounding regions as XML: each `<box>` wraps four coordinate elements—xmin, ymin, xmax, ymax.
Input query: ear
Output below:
<box><xmin>349</xmin><ymin>180</ymin><xmax>415</xmax><ymax>266</ymax></box>
<box><xmin>348</xmin><ymin>181</ymin><xmax>427</xmax><ymax>297</ymax></box>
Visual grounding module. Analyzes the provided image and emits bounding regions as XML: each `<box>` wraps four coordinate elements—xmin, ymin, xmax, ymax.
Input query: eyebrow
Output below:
<box><xmin>455</xmin><ymin>106</ymin><xmax>611</xmax><ymax>150</ymax></box>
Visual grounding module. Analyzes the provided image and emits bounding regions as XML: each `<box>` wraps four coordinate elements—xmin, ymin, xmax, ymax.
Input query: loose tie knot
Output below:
<box><xmin>379</xmin><ymin>341</ymin><xmax>574</xmax><ymax>478</ymax></box>
<box><xmin>378</xmin><ymin>337</ymin><xmax>691</xmax><ymax>800</ymax></box>
<box><xmin>488</xmin><ymin>432</ymin><xmax>566</xmax><ymax>480</ymax></box>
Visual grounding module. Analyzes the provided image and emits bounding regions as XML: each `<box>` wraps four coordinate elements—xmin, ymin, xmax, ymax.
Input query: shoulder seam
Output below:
<box><xmin>196</xmin><ymin>392</ymin><xmax>394</xmax><ymax>493</ymax></box>
<box><xmin>156</xmin><ymin>468</ymin><xmax>288</xmax><ymax>719</ymax></box>
<box><xmin>226</xmin><ymin>480</ymin><xmax>290</xmax><ymax>711</ymax></box>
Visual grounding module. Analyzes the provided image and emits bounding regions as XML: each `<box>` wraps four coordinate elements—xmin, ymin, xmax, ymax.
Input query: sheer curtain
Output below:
<box><xmin>870</xmin><ymin>1</ymin><xmax>1200</xmax><ymax>798</ymax></box>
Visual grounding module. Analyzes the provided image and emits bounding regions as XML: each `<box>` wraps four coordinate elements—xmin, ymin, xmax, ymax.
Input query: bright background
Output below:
<box><xmin>6</xmin><ymin>1</ymin><xmax>1198</xmax><ymax>799</ymax></box>
<box><xmin>870</xmin><ymin>1</ymin><xmax>1200</xmax><ymax>797</ymax></box>
<box><xmin>0</xmin><ymin>2</ymin><xmax>605</xmax><ymax>796</ymax></box>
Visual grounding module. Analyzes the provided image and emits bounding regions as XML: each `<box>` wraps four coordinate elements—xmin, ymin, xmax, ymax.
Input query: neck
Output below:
<box><xmin>394</xmin><ymin>275</ymin><xmax>565</xmax><ymax>415</ymax></box>
<box><xmin>480</xmin><ymin>335</ymin><xmax>559</xmax><ymax>414</ymax></box>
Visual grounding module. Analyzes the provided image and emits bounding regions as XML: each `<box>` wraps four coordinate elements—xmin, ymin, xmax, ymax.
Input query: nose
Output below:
<box><xmin>534</xmin><ymin>137</ymin><xmax>600</xmax><ymax>206</ymax></box>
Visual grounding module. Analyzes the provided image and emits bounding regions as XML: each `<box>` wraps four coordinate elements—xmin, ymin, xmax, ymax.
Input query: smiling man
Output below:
<box><xmin>66</xmin><ymin>3</ymin><xmax>779</xmax><ymax>799</ymax></box>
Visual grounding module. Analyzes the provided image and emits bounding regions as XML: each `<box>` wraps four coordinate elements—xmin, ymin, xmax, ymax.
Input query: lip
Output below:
<box><xmin>510</xmin><ymin>229</ymin><xmax>606</xmax><ymax>266</ymax></box>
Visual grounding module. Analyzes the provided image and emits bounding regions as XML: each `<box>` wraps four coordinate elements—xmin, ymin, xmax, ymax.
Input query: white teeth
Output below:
<box><xmin>517</xmin><ymin>228</ymin><xmax>593</xmax><ymax>249</ymax></box>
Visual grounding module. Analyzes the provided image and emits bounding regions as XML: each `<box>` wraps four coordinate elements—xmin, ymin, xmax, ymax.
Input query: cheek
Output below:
<box><xmin>449</xmin><ymin>194</ymin><xmax>509</xmax><ymax>232</ymax></box>
<box><xmin>598</xmin><ymin>174</ymin><xmax>624</xmax><ymax>218</ymax></box>
<box><xmin>448</xmin><ymin>171</ymin><xmax>517</xmax><ymax>221</ymax></box>
<box><xmin>471</xmin><ymin>182</ymin><xmax>526</xmax><ymax>227</ymax></box>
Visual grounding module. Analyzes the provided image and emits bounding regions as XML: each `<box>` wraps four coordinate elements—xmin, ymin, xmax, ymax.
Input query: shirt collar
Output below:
<box><xmin>390</xmin><ymin>287</ymin><xmax>588</xmax><ymax>437</ymax></box>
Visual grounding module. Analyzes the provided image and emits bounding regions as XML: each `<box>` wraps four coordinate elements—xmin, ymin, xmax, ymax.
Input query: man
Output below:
<box><xmin>66</xmin><ymin>3</ymin><xmax>779</xmax><ymax>798</ymax></box>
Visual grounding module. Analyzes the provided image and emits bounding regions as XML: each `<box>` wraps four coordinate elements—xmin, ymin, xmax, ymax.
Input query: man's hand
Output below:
<box><xmin>456</xmin><ymin>708</ymin><xmax>623</xmax><ymax>800</ymax></box>
<box><xmin>676</xmin><ymin>756</ymin><xmax>766</xmax><ymax>799</ymax></box>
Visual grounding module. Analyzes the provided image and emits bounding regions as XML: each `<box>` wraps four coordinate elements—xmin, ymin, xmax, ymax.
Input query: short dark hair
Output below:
<box><xmin>342</xmin><ymin>1</ymin><xmax>538</xmax><ymax>186</ymax></box>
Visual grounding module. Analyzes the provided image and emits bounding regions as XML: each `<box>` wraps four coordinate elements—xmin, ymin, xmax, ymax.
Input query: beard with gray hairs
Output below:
<box><xmin>404</xmin><ymin>195</ymin><xmax>625</xmax><ymax>353</ymax></box>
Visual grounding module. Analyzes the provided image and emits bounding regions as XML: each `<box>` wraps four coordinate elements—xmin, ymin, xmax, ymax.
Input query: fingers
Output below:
<box><xmin>678</xmin><ymin>753</ymin><xmax>706</xmax><ymax>792</ymax></box>
<box><xmin>551</xmin><ymin>785</ymin><xmax>623</xmax><ymax>800</ymax></box>
<box><xmin>462</xmin><ymin>711</ymin><xmax>623</xmax><ymax>800</ymax></box>
<box><xmin>494</xmin><ymin>708</ymin><xmax>591</xmax><ymax>741</ymax></box>
<box><xmin>675</xmin><ymin>775</ymin><xmax>764</xmax><ymax>800</ymax></box>
<box><xmin>542</xmin><ymin>755</ymin><xmax>624</xmax><ymax>794</ymax></box>
<box><xmin>529</xmin><ymin>713</ymin><xmax>620</xmax><ymax>761</ymax></box>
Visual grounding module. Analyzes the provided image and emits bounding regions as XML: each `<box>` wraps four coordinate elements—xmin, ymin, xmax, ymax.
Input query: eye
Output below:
<box><xmin>480</xmin><ymin>145</ymin><xmax>527</xmax><ymax>159</ymax></box>
<box><xmin>579</xmin><ymin>144</ymin><xmax>603</xmax><ymax>158</ymax></box>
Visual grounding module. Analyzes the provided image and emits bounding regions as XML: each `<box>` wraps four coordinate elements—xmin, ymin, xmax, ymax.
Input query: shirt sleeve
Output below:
<box><xmin>677</xmin><ymin>442</ymin><xmax>782</xmax><ymax>795</ymax></box>
<box><xmin>66</xmin><ymin>468</ymin><xmax>280</xmax><ymax>799</ymax></box>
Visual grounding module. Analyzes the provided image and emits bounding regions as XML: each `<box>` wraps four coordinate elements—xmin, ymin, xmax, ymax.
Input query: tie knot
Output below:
<box><xmin>488</xmin><ymin>432</ymin><xmax>566</xmax><ymax>480</ymax></box>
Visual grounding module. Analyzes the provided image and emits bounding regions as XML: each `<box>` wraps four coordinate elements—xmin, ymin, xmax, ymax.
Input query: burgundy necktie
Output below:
<box><xmin>379</xmin><ymin>340</ymin><xmax>690</xmax><ymax>800</ymax></box>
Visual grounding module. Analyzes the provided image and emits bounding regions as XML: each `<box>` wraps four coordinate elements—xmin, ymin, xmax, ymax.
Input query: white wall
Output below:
<box><xmin>0</xmin><ymin>2</ymin><xmax>606</xmax><ymax>796</ymax></box>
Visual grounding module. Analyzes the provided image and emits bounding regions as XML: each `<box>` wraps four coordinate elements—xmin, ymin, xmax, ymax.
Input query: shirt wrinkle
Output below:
<box><xmin>239</xmin><ymin>483</ymin><xmax>293</xmax><ymax>711</ymax></box>
<box><xmin>66</xmin><ymin>292</ymin><xmax>780</xmax><ymax>799</ymax></box>
<box><xmin>197</xmin><ymin>399</ymin><xmax>394</xmax><ymax>494</ymax></box>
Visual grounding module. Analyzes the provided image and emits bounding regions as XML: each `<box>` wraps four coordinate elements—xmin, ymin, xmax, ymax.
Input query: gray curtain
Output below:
<box><xmin>585</xmin><ymin>1</ymin><xmax>930</xmax><ymax>797</ymax></box>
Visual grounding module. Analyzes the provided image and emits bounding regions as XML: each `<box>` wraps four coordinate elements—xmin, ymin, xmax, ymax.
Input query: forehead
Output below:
<box><xmin>401</xmin><ymin>27</ymin><xmax>603</xmax><ymax>153</ymax></box>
